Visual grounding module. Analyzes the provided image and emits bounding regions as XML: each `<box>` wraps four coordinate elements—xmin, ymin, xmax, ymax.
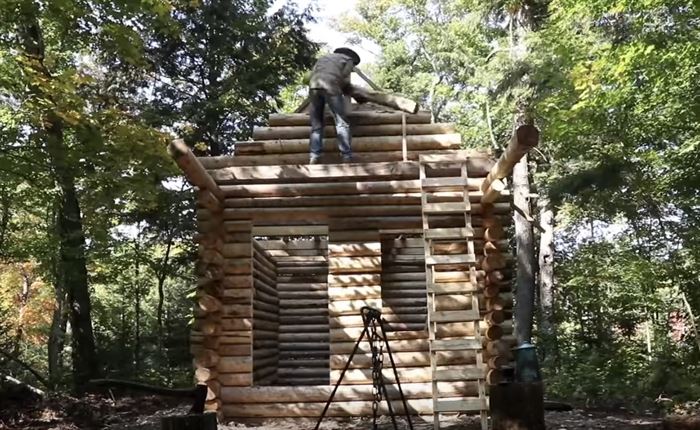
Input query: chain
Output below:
<box><xmin>369</xmin><ymin>317</ymin><xmax>384</xmax><ymax>426</ymax></box>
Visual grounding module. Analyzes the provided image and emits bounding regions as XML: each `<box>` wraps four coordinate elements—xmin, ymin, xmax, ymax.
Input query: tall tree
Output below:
<box><xmin>146</xmin><ymin>0</ymin><xmax>319</xmax><ymax>155</ymax></box>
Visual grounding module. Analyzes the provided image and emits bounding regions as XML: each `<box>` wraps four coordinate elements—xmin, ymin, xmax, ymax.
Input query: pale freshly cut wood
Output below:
<box><xmin>434</xmin><ymin>366</ymin><xmax>486</xmax><ymax>382</ymax></box>
<box><xmin>235</xmin><ymin>134</ymin><xmax>461</xmax><ymax>155</ymax></box>
<box><xmin>253</xmin><ymin>123</ymin><xmax>455</xmax><ymax>140</ymax></box>
<box><xmin>434</xmin><ymin>398</ymin><xmax>487</xmax><ymax>413</ymax></box>
<box><xmin>431</xmin><ymin>339</ymin><xmax>482</xmax><ymax>351</ymax></box>
<box><xmin>251</xmin><ymin>225</ymin><xmax>328</xmax><ymax>236</ymax></box>
<box><xmin>266</xmin><ymin>111</ymin><xmax>431</xmax><ymax>127</ymax></box>
<box><xmin>427</xmin><ymin>282</ymin><xmax>478</xmax><ymax>294</ymax></box>
<box><xmin>216</xmin><ymin>356</ymin><xmax>253</xmax><ymax>373</ymax></box>
<box><xmin>430</xmin><ymin>310</ymin><xmax>481</xmax><ymax>323</ymax></box>
<box><xmin>481</xmin><ymin>124</ymin><xmax>539</xmax><ymax>202</ymax></box>
<box><xmin>425</xmin><ymin>254</ymin><xmax>476</xmax><ymax>265</ymax></box>
<box><xmin>421</xmin><ymin>177</ymin><xmax>470</xmax><ymax>189</ymax></box>
<box><xmin>221</xmin><ymin>398</ymin><xmax>435</xmax><ymax>417</ymax></box>
<box><xmin>424</xmin><ymin>228</ymin><xmax>474</xmax><ymax>239</ymax></box>
<box><xmin>211</xmin><ymin>161</ymin><xmax>420</xmax><ymax>183</ymax></box>
<box><xmin>220</xmin><ymin>381</ymin><xmax>477</xmax><ymax>403</ymax></box>
<box><xmin>422</xmin><ymin>202</ymin><xmax>468</xmax><ymax>213</ymax></box>
<box><xmin>205</xmin><ymin>151</ymin><xmax>492</xmax><ymax>168</ymax></box>
<box><xmin>348</xmin><ymin>85</ymin><xmax>419</xmax><ymax>114</ymax></box>
<box><xmin>218</xmin><ymin>373</ymin><xmax>253</xmax><ymax>387</ymax></box>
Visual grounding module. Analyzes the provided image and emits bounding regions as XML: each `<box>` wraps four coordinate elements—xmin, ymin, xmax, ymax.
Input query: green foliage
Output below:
<box><xmin>345</xmin><ymin>0</ymin><xmax>700</xmax><ymax>408</ymax></box>
<box><xmin>0</xmin><ymin>0</ymin><xmax>316</xmax><ymax>390</ymax></box>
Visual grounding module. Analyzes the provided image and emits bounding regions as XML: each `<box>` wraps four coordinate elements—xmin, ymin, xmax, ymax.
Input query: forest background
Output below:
<box><xmin>0</xmin><ymin>0</ymin><xmax>698</xmax><ymax>409</ymax></box>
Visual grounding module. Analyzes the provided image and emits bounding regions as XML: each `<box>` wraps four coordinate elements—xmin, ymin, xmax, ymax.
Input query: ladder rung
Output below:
<box><xmin>421</xmin><ymin>177</ymin><xmax>467</xmax><ymax>189</ymax></box>
<box><xmin>425</xmin><ymin>254</ymin><xmax>476</xmax><ymax>265</ymax></box>
<box><xmin>427</xmin><ymin>282</ymin><xmax>478</xmax><ymax>294</ymax></box>
<box><xmin>435</xmin><ymin>367</ymin><xmax>486</xmax><ymax>381</ymax></box>
<box><xmin>419</xmin><ymin>152</ymin><xmax>469</xmax><ymax>163</ymax></box>
<box><xmin>423</xmin><ymin>202</ymin><xmax>468</xmax><ymax>213</ymax></box>
<box><xmin>431</xmin><ymin>339</ymin><xmax>482</xmax><ymax>351</ymax></box>
<box><xmin>434</xmin><ymin>398</ymin><xmax>487</xmax><ymax>413</ymax></box>
<box><xmin>424</xmin><ymin>227</ymin><xmax>473</xmax><ymax>239</ymax></box>
<box><xmin>430</xmin><ymin>310</ymin><xmax>480</xmax><ymax>323</ymax></box>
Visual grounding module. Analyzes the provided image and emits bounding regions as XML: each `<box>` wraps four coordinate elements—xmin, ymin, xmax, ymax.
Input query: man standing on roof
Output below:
<box><xmin>308</xmin><ymin>47</ymin><xmax>361</xmax><ymax>164</ymax></box>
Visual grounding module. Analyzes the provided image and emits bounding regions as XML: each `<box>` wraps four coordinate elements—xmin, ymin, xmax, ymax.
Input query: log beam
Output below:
<box><xmin>481</xmin><ymin>125</ymin><xmax>539</xmax><ymax>204</ymax></box>
<box><xmin>168</xmin><ymin>139</ymin><xmax>224</xmax><ymax>201</ymax></box>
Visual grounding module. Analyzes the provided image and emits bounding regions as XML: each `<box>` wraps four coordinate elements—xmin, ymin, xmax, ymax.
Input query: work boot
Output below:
<box><xmin>342</xmin><ymin>155</ymin><xmax>354</xmax><ymax>164</ymax></box>
<box><xmin>309</xmin><ymin>156</ymin><xmax>320</xmax><ymax>165</ymax></box>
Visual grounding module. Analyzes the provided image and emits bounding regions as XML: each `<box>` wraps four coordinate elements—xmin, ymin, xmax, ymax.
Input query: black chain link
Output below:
<box><xmin>370</xmin><ymin>317</ymin><xmax>384</xmax><ymax>426</ymax></box>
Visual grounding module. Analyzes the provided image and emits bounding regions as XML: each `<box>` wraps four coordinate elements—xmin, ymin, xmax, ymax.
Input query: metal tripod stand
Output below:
<box><xmin>314</xmin><ymin>306</ymin><xmax>415</xmax><ymax>430</ymax></box>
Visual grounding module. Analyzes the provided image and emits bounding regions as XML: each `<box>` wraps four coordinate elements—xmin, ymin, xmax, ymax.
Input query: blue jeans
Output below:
<box><xmin>309</xmin><ymin>89</ymin><xmax>352</xmax><ymax>161</ymax></box>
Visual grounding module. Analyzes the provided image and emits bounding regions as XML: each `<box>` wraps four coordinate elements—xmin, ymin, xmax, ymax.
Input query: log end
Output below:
<box><xmin>516</xmin><ymin>125</ymin><xmax>540</xmax><ymax>149</ymax></box>
<box><xmin>168</xmin><ymin>138</ymin><xmax>189</xmax><ymax>159</ymax></box>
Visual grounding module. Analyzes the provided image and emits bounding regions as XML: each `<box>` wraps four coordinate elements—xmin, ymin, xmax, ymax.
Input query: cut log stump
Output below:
<box><xmin>161</xmin><ymin>412</ymin><xmax>217</xmax><ymax>430</ymax></box>
<box><xmin>490</xmin><ymin>381</ymin><xmax>545</xmax><ymax>430</ymax></box>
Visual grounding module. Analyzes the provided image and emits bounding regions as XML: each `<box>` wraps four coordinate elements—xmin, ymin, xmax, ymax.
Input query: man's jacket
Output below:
<box><xmin>309</xmin><ymin>53</ymin><xmax>354</xmax><ymax>95</ymax></box>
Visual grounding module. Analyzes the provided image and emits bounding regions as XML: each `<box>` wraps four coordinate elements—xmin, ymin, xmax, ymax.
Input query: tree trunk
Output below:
<box><xmin>0</xmin><ymin>187</ymin><xmax>10</xmax><ymax>253</ymax></box>
<box><xmin>20</xmin><ymin>6</ymin><xmax>98</xmax><ymax>391</ymax></box>
<box><xmin>537</xmin><ymin>195</ymin><xmax>555</xmax><ymax>355</ymax></box>
<box><xmin>48</xmin><ymin>278</ymin><xmax>67</xmax><ymax>388</ymax></box>
<box><xmin>513</xmin><ymin>154</ymin><xmax>536</xmax><ymax>345</ymax></box>
<box><xmin>14</xmin><ymin>265</ymin><xmax>32</xmax><ymax>353</ymax></box>
<box><xmin>157</xmin><ymin>231</ymin><xmax>174</xmax><ymax>338</ymax></box>
<box><xmin>47</xmin><ymin>122</ymin><xmax>99</xmax><ymax>389</ymax></box>
<box><xmin>134</xmin><ymin>239</ymin><xmax>142</xmax><ymax>373</ymax></box>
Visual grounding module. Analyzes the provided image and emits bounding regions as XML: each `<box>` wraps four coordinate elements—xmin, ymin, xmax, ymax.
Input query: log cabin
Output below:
<box><xmin>169</xmin><ymin>100</ymin><xmax>539</xmax><ymax>430</ymax></box>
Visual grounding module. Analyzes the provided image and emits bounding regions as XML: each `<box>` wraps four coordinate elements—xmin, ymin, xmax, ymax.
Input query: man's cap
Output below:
<box><xmin>334</xmin><ymin>47</ymin><xmax>361</xmax><ymax>65</ymax></box>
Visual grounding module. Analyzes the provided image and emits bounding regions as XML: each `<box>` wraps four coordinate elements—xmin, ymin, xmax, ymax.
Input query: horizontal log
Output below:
<box><xmin>266</xmin><ymin>111</ymin><xmax>432</xmax><ymax>127</ymax></box>
<box><xmin>212</xmin><ymin>161</ymin><xmax>421</xmax><ymax>183</ymax></box>
<box><xmin>218</xmin><ymin>373</ymin><xmax>253</xmax><ymax>387</ymax></box>
<box><xmin>253</xmin><ymin>123</ymin><xmax>454</xmax><ymax>140</ymax></box>
<box><xmin>199</xmin><ymin>203</ymin><xmax>510</xmax><ymax>223</ymax></box>
<box><xmin>330</xmin><ymin>350</ymin><xmax>483</xmax><ymax>369</ymax></box>
<box><xmin>207</xmin><ymin>150</ymin><xmax>493</xmax><ymax>168</ymax></box>
<box><xmin>258</xmin><ymin>239</ymin><xmax>327</xmax><ymax>250</ymax></box>
<box><xmin>221</xmin><ymin>381</ymin><xmax>477</xmax><ymax>403</ymax></box>
<box><xmin>349</xmin><ymin>86</ymin><xmax>419</xmax><ymax>114</ymax></box>
<box><xmin>221</xmin><ymin>398</ymin><xmax>449</xmax><ymax>417</ymax></box>
<box><xmin>219</xmin><ymin>344</ymin><xmax>251</xmax><ymax>356</ymax></box>
<box><xmin>217</xmin><ymin>356</ymin><xmax>253</xmax><ymax>373</ymax></box>
<box><xmin>220</xmin><ymin>216</ymin><xmax>511</xmax><ymax>231</ymax></box>
<box><xmin>235</xmin><ymin>134</ymin><xmax>461</xmax><ymax>156</ymax></box>
<box><xmin>330</xmin><ymin>366</ymin><xmax>484</xmax><ymax>385</ymax></box>
<box><xmin>219</xmin><ymin>178</ymin><xmax>481</xmax><ymax>198</ymax></box>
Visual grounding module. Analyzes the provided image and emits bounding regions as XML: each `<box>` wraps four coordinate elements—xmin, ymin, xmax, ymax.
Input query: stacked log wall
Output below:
<box><xmin>264</xmin><ymin>238</ymin><xmax>330</xmax><ymax>385</ymax></box>
<box><xmin>215</xmin><ymin>221</ymin><xmax>254</xmax><ymax>394</ymax></box>
<box><xmin>251</xmin><ymin>240</ymin><xmax>279</xmax><ymax>385</ymax></box>
<box><xmin>188</xmin><ymin>110</ymin><xmax>520</xmax><ymax>418</ymax></box>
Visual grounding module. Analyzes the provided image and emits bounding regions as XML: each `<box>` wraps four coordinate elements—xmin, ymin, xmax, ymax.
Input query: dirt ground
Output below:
<box><xmin>0</xmin><ymin>392</ymin><xmax>667</xmax><ymax>430</ymax></box>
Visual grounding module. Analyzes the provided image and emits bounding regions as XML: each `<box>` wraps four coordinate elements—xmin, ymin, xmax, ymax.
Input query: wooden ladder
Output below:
<box><xmin>419</xmin><ymin>152</ymin><xmax>488</xmax><ymax>430</ymax></box>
